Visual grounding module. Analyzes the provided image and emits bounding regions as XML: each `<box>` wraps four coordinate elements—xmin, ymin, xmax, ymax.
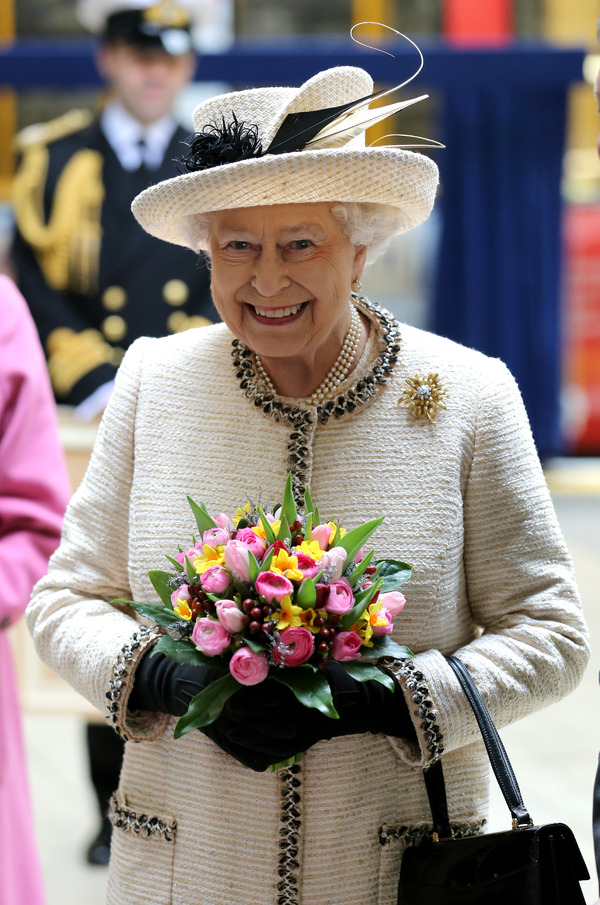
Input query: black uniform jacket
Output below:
<box><xmin>12</xmin><ymin>117</ymin><xmax>216</xmax><ymax>405</ymax></box>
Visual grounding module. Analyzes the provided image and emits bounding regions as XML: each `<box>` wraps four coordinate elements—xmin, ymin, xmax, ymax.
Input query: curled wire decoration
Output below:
<box><xmin>350</xmin><ymin>22</ymin><xmax>425</xmax><ymax>101</ymax></box>
<box><xmin>369</xmin><ymin>133</ymin><xmax>446</xmax><ymax>150</ymax></box>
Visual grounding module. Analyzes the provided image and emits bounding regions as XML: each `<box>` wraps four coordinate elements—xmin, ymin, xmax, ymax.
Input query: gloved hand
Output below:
<box><xmin>209</xmin><ymin>661</ymin><xmax>416</xmax><ymax>772</ymax></box>
<box><xmin>128</xmin><ymin>649</ymin><xmax>223</xmax><ymax>716</ymax></box>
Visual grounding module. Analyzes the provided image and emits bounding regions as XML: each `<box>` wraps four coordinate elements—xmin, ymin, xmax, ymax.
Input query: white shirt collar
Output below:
<box><xmin>100</xmin><ymin>102</ymin><xmax>178</xmax><ymax>171</ymax></box>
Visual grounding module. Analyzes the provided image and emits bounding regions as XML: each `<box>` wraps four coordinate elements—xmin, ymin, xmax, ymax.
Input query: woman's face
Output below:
<box><xmin>208</xmin><ymin>203</ymin><xmax>367</xmax><ymax>363</ymax></box>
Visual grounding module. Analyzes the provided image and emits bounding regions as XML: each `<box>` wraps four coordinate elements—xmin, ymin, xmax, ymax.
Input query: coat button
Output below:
<box><xmin>102</xmin><ymin>286</ymin><xmax>127</xmax><ymax>311</ymax></box>
<box><xmin>162</xmin><ymin>279</ymin><xmax>189</xmax><ymax>306</ymax></box>
<box><xmin>102</xmin><ymin>315</ymin><xmax>127</xmax><ymax>342</ymax></box>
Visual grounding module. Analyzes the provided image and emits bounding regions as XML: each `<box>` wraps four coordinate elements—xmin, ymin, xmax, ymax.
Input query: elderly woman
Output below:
<box><xmin>28</xmin><ymin>65</ymin><xmax>589</xmax><ymax>905</ymax></box>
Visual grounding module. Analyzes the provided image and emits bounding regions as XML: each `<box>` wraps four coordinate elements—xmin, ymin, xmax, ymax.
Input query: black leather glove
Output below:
<box><xmin>210</xmin><ymin>661</ymin><xmax>416</xmax><ymax>771</ymax></box>
<box><xmin>128</xmin><ymin>649</ymin><xmax>223</xmax><ymax>716</ymax></box>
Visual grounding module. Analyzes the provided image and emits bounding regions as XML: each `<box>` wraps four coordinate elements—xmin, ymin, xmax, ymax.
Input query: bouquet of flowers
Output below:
<box><xmin>124</xmin><ymin>474</ymin><xmax>412</xmax><ymax>754</ymax></box>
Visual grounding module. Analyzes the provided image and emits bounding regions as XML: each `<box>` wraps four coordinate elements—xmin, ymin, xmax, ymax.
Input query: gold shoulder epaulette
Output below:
<box><xmin>16</xmin><ymin>109</ymin><xmax>94</xmax><ymax>151</ymax></box>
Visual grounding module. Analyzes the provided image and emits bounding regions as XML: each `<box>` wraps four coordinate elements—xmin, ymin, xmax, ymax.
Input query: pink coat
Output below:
<box><xmin>0</xmin><ymin>276</ymin><xmax>71</xmax><ymax>904</ymax></box>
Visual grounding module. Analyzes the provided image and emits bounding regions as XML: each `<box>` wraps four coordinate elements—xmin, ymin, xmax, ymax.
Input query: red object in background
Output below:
<box><xmin>562</xmin><ymin>204</ymin><xmax>600</xmax><ymax>454</ymax></box>
<box><xmin>441</xmin><ymin>0</ymin><xmax>513</xmax><ymax>45</ymax></box>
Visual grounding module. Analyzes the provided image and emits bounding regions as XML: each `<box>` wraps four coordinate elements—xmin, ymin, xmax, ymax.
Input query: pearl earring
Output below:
<box><xmin>352</xmin><ymin>278</ymin><xmax>363</xmax><ymax>292</ymax></box>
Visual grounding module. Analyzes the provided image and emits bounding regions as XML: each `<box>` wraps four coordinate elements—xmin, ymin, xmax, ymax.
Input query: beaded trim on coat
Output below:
<box><xmin>381</xmin><ymin>657</ymin><xmax>445</xmax><ymax>763</ymax></box>
<box><xmin>379</xmin><ymin>819</ymin><xmax>485</xmax><ymax>848</ymax></box>
<box><xmin>231</xmin><ymin>296</ymin><xmax>402</xmax><ymax>506</ymax></box>
<box><xmin>108</xmin><ymin>792</ymin><xmax>177</xmax><ymax>843</ymax></box>
<box><xmin>106</xmin><ymin>624</ymin><xmax>162</xmax><ymax>738</ymax></box>
<box><xmin>277</xmin><ymin>763</ymin><xmax>303</xmax><ymax>905</ymax></box>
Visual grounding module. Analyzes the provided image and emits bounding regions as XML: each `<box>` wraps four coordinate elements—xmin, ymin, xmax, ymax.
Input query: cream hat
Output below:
<box><xmin>131</xmin><ymin>65</ymin><xmax>440</xmax><ymax>249</ymax></box>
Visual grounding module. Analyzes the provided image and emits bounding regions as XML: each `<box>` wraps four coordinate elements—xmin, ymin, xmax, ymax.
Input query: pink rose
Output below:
<box><xmin>311</xmin><ymin>524</ymin><xmax>334</xmax><ymax>550</ymax></box>
<box><xmin>319</xmin><ymin>547</ymin><xmax>347</xmax><ymax>580</ymax></box>
<box><xmin>170</xmin><ymin>583</ymin><xmax>192</xmax><ymax>608</ymax></box>
<box><xmin>235</xmin><ymin>527</ymin><xmax>266</xmax><ymax>560</ymax></box>
<box><xmin>223</xmin><ymin>540</ymin><xmax>252</xmax><ymax>583</ymax></box>
<box><xmin>295</xmin><ymin>553</ymin><xmax>321</xmax><ymax>579</ymax></box>
<box><xmin>202</xmin><ymin>527</ymin><xmax>229</xmax><ymax>549</ymax></box>
<box><xmin>272</xmin><ymin>626</ymin><xmax>315</xmax><ymax>667</ymax></box>
<box><xmin>192</xmin><ymin>618</ymin><xmax>231</xmax><ymax>656</ymax></box>
<box><xmin>255</xmin><ymin>571</ymin><xmax>294</xmax><ymax>603</ymax></box>
<box><xmin>331</xmin><ymin>631</ymin><xmax>362</xmax><ymax>661</ymax></box>
<box><xmin>372</xmin><ymin>608</ymin><xmax>394</xmax><ymax>636</ymax></box>
<box><xmin>378</xmin><ymin>591</ymin><xmax>406</xmax><ymax>617</ymax></box>
<box><xmin>324</xmin><ymin>579</ymin><xmax>355</xmax><ymax>615</ymax></box>
<box><xmin>216</xmin><ymin>599</ymin><xmax>249</xmax><ymax>634</ymax></box>
<box><xmin>200</xmin><ymin>565</ymin><xmax>230</xmax><ymax>595</ymax></box>
<box><xmin>229</xmin><ymin>647</ymin><xmax>269</xmax><ymax>686</ymax></box>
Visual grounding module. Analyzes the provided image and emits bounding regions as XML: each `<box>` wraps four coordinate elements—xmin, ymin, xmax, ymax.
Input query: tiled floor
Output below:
<box><xmin>19</xmin><ymin>481</ymin><xmax>600</xmax><ymax>905</ymax></box>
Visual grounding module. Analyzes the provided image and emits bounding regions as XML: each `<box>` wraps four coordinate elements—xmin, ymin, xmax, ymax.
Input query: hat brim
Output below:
<box><xmin>131</xmin><ymin>147</ymin><xmax>439</xmax><ymax>249</ymax></box>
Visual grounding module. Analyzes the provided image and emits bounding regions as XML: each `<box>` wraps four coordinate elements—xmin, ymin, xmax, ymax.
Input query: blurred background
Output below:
<box><xmin>2</xmin><ymin>1</ymin><xmax>600</xmax><ymax>903</ymax></box>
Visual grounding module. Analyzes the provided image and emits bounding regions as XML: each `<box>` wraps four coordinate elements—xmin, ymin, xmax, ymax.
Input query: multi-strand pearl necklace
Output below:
<box><xmin>254</xmin><ymin>302</ymin><xmax>362</xmax><ymax>405</ymax></box>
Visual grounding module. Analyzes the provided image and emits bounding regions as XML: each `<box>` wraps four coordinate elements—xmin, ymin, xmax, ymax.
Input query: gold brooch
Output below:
<box><xmin>400</xmin><ymin>373</ymin><xmax>447</xmax><ymax>421</ymax></box>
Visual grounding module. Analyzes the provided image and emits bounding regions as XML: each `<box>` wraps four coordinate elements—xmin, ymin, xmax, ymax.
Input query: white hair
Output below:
<box><xmin>178</xmin><ymin>202</ymin><xmax>403</xmax><ymax>265</ymax></box>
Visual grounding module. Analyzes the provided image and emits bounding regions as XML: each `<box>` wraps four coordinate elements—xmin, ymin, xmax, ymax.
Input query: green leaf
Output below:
<box><xmin>376</xmin><ymin>559</ymin><xmax>412</xmax><ymax>592</ymax></box>
<box><xmin>276</xmin><ymin>514</ymin><xmax>291</xmax><ymax>544</ymax></box>
<box><xmin>128</xmin><ymin>600</ymin><xmax>180</xmax><ymax>628</ymax></box>
<box><xmin>184</xmin><ymin>555</ymin><xmax>197</xmax><ymax>584</ymax></box>
<box><xmin>241</xmin><ymin>635</ymin><xmax>264</xmax><ymax>653</ymax></box>
<box><xmin>173</xmin><ymin>674</ymin><xmax>240</xmax><ymax>737</ymax></box>
<box><xmin>258</xmin><ymin>507</ymin><xmax>277</xmax><ymax>545</ymax></box>
<box><xmin>347</xmin><ymin>549</ymin><xmax>375</xmax><ymax>586</ymax></box>
<box><xmin>272</xmin><ymin>667</ymin><xmax>339</xmax><ymax>719</ymax></box>
<box><xmin>259</xmin><ymin>547</ymin><xmax>275</xmax><ymax>573</ymax></box>
<box><xmin>148</xmin><ymin>570</ymin><xmax>176</xmax><ymax>607</ymax></box>
<box><xmin>248</xmin><ymin>550</ymin><xmax>260</xmax><ymax>583</ymax></box>
<box><xmin>340</xmin><ymin>660</ymin><xmax>397</xmax><ymax>692</ymax></box>
<box><xmin>295</xmin><ymin>576</ymin><xmax>316</xmax><ymax>608</ymax></box>
<box><xmin>337</xmin><ymin>516</ymin><xmax>384</xmax><ymax>564</ymax></box>
<box><xmin>304</xmin><ymin>485</ymin><xmax>315</xmax><ymax>515</ymax></box>
<box><xmin>367</xmin><ymin>636</ymin><xmax>414</xmax><ymax>660</ymax></box>
<box><xmin>339</xmin><ymin>578</ymin><xmax>383</xmax><ymax>631</ymax></box>
<box><xmin>279</xmin><ymin>473</ymin><xmax>297</xmax><ymax>528</ymax></box>
<box><xmin>302</xmin><ymin>512</ymin><xmax>313</xmax><ymax>542</ymax></box>
<box><xmin>164</xmin><ymin>554</ymin><xmax>184</xmax><ymax>572</ymax></box>
<box><xmin>154</xmin><ymin>634</ymin><xmax>220</xmax><ymax>668</ymax></box>
<box><xmin>187</xmin><ymin>496</ymin><xmax>217</xmax><ymax>534</ymax></box>
<box><xmin>329</xmin><ymin>523</ymin><xmax>342</xmax><ymax>548</ymax></box>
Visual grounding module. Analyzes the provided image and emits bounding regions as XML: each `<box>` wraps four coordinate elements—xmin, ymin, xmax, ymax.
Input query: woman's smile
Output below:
<box><xmin>248</xmin><ymin>301</ymin><xmax>308</xmax><ymax>323</ymax></box>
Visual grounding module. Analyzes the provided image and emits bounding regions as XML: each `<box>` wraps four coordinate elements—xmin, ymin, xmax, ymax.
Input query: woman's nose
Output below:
<box><xmin>251</xmin><ymin>248</ymin><xmax>291</xmax><ymax>297</ymax></box>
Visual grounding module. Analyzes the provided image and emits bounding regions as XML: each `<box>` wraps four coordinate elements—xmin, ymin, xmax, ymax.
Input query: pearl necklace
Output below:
<box><xmin>254</xmin><ymin>303</ymin><xmax>362</xmax><ymax>405</ymax></box>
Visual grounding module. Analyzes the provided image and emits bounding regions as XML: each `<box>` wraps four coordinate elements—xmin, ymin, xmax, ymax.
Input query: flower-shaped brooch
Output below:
<box><xmin>400</xmin><ymin>372</ymin><xmax>447</xmax><ymax>421</ymax></box>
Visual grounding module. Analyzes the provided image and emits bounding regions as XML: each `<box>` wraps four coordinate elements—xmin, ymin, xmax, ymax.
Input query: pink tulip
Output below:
<box><xmin>311</xmin><ymin>524</ymin><xmax>334</xmax><ymax>550</ymax></box>
<box><xmin>378</xmin><ymin>591</ymin><xmax>406</xmax><ymax>617</ymax></box>
<box><xmin>319</xmin><ymin>547</ymin><xmax>347</xmax><ymax>580</ymax></box>
<box><xmin>372</xmin><ymin>608</ymin><xmax>394</xmax><ymax>636</ymax></box>
<box><xmin>223</xmin><ymin>540</ymin><xmax>252</xmax><ymax>583</ymax></box>
<box><xmin>216</xmin><ymin>599</ymin><xmax>249</xmax><ymax>634</ymax></box>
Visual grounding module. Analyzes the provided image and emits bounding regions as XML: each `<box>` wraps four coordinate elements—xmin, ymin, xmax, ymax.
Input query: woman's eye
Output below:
<box><xmin>229</xmin><ymin>241</ymin><xmax>250</xmax><ymax>250</ymax></box>
<box><xmin>292</xmin><ymin>239</ymin><xmax>313</xmax><ymax>250</ymax></box>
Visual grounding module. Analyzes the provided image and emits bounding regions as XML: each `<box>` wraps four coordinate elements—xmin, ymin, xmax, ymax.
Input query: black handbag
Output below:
<box><xmin>398</xmin><ymin>655</ymin><xmax>590</xmax><ymax>904</ymax></box>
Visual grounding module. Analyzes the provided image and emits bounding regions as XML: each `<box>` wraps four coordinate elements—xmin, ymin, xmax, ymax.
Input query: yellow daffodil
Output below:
<box><xmin>275</xmin><ymin>596</ymin><xmax>303</xmax><ymax>630</ymax></box>
<box><xmin>326</xmin><ymin>521</ymin><xmax>346</xmax><ymax>539</ymax></box>
<box><xmin>270</xmin><ymin>548</ymin><xmax>304</xmax><ymax>581</ymax></box>
<box><xmin>297</xmin><ymin>539</ymin><xmax>325</xmax><ymax>561</ymax></box>
<box><xmin>351</xmin><ymin>613</ymin><xmax>374</xmax><ymax>647</ymax></box>
<box><xmin>192</xmin><ymin>544</ymin><xmax>225</xmax><ymax>574</ymax></box>
<box><xmin>365</xmin><ymin>599</ymin><xmax>389</xmax><ymax>630</ymax></box>
<box><xmin>297</xmin><ymin>607</ymin><xmax>320</xmax><ymax>633</ymax></box>
<box><xmin>173</xmin><ymin>599</ymin><xmax>192</xmax><ymax>621</ymax></box>
<box><xmin>253</xmin><ymin>519</ymin><xmax>281</xmax><ymax>539</ymax></box>
<box><xmin>233</xmin><ymin>503</ymin><xmax>252</xmax><ymax>525</ymax></box>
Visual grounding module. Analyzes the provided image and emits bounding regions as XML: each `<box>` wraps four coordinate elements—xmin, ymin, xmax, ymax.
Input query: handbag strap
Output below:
<box><xmin>444</xmin><ymin>655</ymin><xmax>532</xmax><ymax>827</ymax></box>
<box><xmin>421</xmin><ymin>655</ymin><xmax>532</xmax><ymax>833</ymax></box>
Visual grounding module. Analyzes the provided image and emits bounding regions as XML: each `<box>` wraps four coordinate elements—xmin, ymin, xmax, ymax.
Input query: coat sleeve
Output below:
<box><xmin>26</xmin><ymin>335</ymin><xmax>169</xmax><ymax>741</ymax></box>
<box><xmin>385</xmin><ymin>358</ymin><xmax>590</xmax><ymax>767</ymax></box>
<box><xmin>0</xmin><ymin>276</ymin><xmax>71</xmax><ymax>629</ymax></box>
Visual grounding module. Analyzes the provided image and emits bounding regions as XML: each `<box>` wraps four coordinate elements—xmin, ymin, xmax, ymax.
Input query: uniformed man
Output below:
<box><xmin>12</xmin><ymin>0</ymin><xmax>216</xmax><ymax>419</ymax></box>
<box><xmin>11</xmin><ymin>0</ymin><xmax>217</xmax><ymax>867</ymax></box>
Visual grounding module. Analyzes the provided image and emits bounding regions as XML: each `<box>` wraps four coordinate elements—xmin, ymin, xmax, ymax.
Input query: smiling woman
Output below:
<box><xmin>27</xmin><ymin>59</ymin><xmax>589</xmax><ymax>905</ymax></box>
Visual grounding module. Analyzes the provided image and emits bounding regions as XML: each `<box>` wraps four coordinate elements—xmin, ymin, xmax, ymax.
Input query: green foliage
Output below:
<box><xmin>272</xmin><ymin>667</ymin><xmax>339</xmax><ymax>719</ymax></box>
<box><xmin>337</xmin><ymin>516</ymin><xmax>384</xmax><ymax>564</ymax></box>
<box><xmin>173</xmin><ymin>674</ymin><xmax>240</xmax><ymax>738</ymax></box>
<box><xmin>148</xmin><ymin>570</ymin><xmax>175</xmax><ymax>607</ymax></box>
<box><xmin>187</xmin><ymin>496</ymin><xmax>217</xmax><ymax>534</ymax></box>
<box><xmin>377</xmin><ymin>559</ymin><xmax>412</xmax><ymax>592</ymax></box>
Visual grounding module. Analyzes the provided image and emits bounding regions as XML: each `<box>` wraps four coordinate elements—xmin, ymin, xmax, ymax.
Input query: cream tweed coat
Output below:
<box><xmin>28</xmin><ymin>299</ymin><xmax>589</xmax><ymax>905</ymax></box>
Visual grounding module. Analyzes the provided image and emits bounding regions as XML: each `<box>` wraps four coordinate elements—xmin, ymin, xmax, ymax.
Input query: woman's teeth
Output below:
<box><xmin>253</xmin><ymin>303</ymin><xmax>303</xmax><ymax>319</ymax></box>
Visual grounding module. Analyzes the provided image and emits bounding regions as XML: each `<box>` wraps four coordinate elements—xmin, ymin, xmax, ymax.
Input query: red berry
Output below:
<box><xmin>250</xmin><ymin>606</ymin><xmax>263</xmax><ymax>620</ymax></box>
<box><xmin>319</xmin><ymin>627</ymin><xmax>330</xmax><ymax>639</ymax></box>
<box><xmin>249</xmin><ymin>621</ymin><xmax>261</xmax><ymax>634</ymax></box>
<box><xmin>242</xmin><ymin>598</ymin><xmax>255</xmax><ymax>613</ymax></box>
<box><xmin>365</xmin><ymin>565</ymin><xmax>377</xmax><ymax>576</ymax></box>
<box><xmin>292</xmin><ymin>534</ymin><xmax>304</xmax><ymax>546</ymax></box>
<box><xmin>318</xmin><ymin>642</ymin><xmax>329</xmax><ymax>654</ymax></box>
